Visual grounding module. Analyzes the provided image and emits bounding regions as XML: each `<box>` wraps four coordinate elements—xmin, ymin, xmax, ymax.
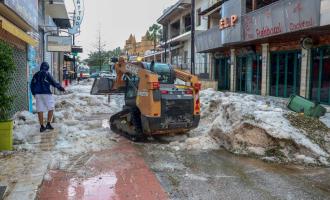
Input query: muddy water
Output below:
<box><xmin>138</xmin><ymin>144</ymin><xmax>330</xmax><ymax>200</ymax></box>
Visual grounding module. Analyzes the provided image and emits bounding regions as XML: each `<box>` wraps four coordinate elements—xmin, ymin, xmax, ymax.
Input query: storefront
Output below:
<box><xmin>236</xmin><ymin>54</ymin><xmax>262</xmax><ymax>95</ymax></box>
<box><xmin>214</xmin><ymin>57</ymin><xmax>230</xmax><ymax>90</ymax></box>
<box><xmin>0</xmin><ymin>13</ymin><xmax>37</xmax><ymax>116</ymax></box>
<box><xmin>310</xmin><ymin>46</ymin><xmax>330</xmax><ymax>105</ymax></box>
<box><xmin>270</xmin><ymin>50</ymin><xmax>301</xmax><ymax>98</ymax></box>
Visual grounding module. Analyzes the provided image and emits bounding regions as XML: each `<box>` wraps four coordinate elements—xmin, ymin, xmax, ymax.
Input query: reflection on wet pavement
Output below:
<box><xmin>38</xmin><ymin>139</ymin><xmax>168</xmax><ymax>200</ymax></box>
<box><xmin>139</xmin><ymin>144</ymin><xmax>330</xmax><ymax>200</ymax></box>
<box><xmin>67</xmin><ymin>172</ymin><xmax>117</xmax><ymax>199</ymax></box>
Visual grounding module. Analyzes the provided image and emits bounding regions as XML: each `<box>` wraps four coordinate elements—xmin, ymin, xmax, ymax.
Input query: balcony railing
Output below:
<box><xmin>196</xmin><ymin>27</ymin><xmax>222</xmax><ymax>52</ymax></box>
<box><xmin>208</xmin><ymin>0</ymin><xmax>221</xmax><ymax>7</ymax></box>
<box><xmin>243</xmin><ymin>0</ymin><xmax>321</xmax><ymax>41</ymax></box>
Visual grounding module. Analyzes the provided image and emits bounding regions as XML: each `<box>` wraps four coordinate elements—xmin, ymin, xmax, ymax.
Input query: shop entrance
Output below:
<box><xmin>215</xmin><ymin>57</ymin><xmax>230</xmax><ymax>91</ymax></box>
<box><xmin>236</xmin><ymin>54</ymin><xmax>262</xmax><ymax>94</ymax></box>
<box><xmin>270</xmin><ymin>51</ymin><xmax>301</xmax><ymax>98</ymax></box>
<box><xmin>310</xmin><ymin>46</ymin><xmax>330</xmax><ymax>105</ymax></box>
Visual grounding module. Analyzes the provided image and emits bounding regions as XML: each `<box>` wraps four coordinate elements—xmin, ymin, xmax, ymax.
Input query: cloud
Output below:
<box><xmin>65</xmin><ymin>0</ymin><xmax>176</xmax><ymax>59</ymax></box>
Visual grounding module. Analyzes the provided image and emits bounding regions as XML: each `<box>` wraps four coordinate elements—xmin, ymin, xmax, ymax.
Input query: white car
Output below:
<box><xmin>99</xmin><ymin>71</ymin><xmax>116</xmax><ymax>80</ymax></box>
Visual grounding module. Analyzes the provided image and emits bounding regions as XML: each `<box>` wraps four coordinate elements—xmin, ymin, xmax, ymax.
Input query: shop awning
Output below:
<box><xmin>0</xmin><ymin>16</ymin><xmax>38</xmax><ymax>46</ymax></box>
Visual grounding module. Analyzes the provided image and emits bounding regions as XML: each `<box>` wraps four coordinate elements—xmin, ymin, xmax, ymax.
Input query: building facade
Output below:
<box><xmin>39</xmin><ymin>0</ymin><xmax>70</xmax><ymax>94</ymax></box>
<box><xmin>0</xmin><ymin>0</ymin><xmax>70</xmax><ymax>115</ymax></box>
<box><xmin>124</xmin><ymin>33</ymin><xmax>154</xmax><ymax>57</ymax></box>
<box><xmin>0</xmin><ymin>0</ymin><xmax>39</xmax><ymax>116</ymax></box>
<box><xmin>146</xmin><ymin>0</ymin><xmax>211</xmax><ymax>79</ymax></box>
<box><xmin>196</xmin><ymin>0</ymin><xmax>330</xmax><ymax>105</ymax></box>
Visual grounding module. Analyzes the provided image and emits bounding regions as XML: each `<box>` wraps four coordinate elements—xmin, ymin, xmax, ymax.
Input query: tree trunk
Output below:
<box><xmin>154</xmin><ymin>38</ymin><xmax>156</xmax><ymax>61</ymax></box>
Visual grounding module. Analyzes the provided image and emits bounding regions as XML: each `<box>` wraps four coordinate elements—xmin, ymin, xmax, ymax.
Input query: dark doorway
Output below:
<box><xmin>236</xmin><ymin>54</ymin><xmax>262</xmax><ymax>94</ymax></box>
<box><xmin>215</xmin><ymin>57</ymin><xmax>230</xmax><ymax>91</ymax></box>
<box><xmin>310</xmin><ymin>46</ymin><xmax>330</xmax><ymax>105</ymax></box>
<box><xmin>270</xmin><ymin>50</ymin><xmax>301</xmax><ymax>98</ymax></box>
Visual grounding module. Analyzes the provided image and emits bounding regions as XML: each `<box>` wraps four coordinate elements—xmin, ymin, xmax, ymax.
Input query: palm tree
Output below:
<box><xmin>148</xmin><ymin>24</ymin><xmax>162</xmax><ymax>58</ymax></box>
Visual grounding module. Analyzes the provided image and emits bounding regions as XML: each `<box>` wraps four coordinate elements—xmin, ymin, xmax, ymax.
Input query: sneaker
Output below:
<box><xmin>46</xmin><ymin>123</ymin><xmax>54</xmax><ymax>130</ymax></box>
<box><xmin>40</xmin><ymin>125</ymin><xmax>46</xmax><ymax>133</ymax></box>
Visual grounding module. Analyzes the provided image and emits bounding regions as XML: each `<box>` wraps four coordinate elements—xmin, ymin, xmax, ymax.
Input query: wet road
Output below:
<box><xmin>138</xmin><ymin>143</ymin><xmax>330</xmax><ymax>200</ymax></box>
<box><xmin>35</xmin><ymin>110</ymin><xmax>330</xmax><ymax>200</ymax></box>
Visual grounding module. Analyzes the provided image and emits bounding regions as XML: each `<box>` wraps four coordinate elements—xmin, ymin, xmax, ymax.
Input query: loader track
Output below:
<box><xmin>110</xmin><ymin>108</ymin><xmax>146</xmax><ymax>142</ymax></box>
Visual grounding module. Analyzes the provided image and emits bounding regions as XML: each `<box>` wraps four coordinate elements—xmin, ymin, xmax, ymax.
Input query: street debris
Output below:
<box><xmin>170</xmin><ymin>89</ymin><xmax>330</xmax><ymax>166</ymax></box>
<box><xmin>1</xmin><ymin>80</ymin><xmax>330</xmax><ymax>199</ymax></box>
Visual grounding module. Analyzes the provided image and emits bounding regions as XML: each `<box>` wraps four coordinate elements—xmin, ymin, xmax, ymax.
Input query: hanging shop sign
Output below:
<box><xmin>4</xmin><ymin>0</ymin><xmax>38</xmax><ymax>30</ymax></box>
<box><xmin>47</xmin><ymin>36</ymin><xmax>72</xmax><ymax>52</ymax></box>
<box><xmin>72</xmin><ymin>46</ymin><xmax>83</xmax><ymax>53</ymax></box>
<box><xmin>243</xmin><ymin>0</ymin><xmax>321</xmax><ymax>41</ymax></box>
<box><xmin>69</xmin><ymin>0</ymin><xmax>85</xmax><ymax>35</ymax></box>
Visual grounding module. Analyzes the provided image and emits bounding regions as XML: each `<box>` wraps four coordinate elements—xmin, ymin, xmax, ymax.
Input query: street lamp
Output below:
<box><xmin>191</xmin><ymin>0</ymin><xmax>195</xmax><ymax>75</ymax></box>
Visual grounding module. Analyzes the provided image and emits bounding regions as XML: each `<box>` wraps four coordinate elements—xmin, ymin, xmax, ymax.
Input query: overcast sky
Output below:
<box><xmin>64</xmin><ymin>0</ymin><xmax>177</xmax><ymax>59</ymax></box>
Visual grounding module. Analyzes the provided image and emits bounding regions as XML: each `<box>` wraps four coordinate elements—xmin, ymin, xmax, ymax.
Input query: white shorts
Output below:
<box><xmin>35</xmin><ymin>94</ymin><xmax>55</xmax><ymax>112</ymax></box>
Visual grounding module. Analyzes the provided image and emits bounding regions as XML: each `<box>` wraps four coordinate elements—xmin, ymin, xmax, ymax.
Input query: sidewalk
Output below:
<box><xmin>38</xmin><ymin>138</ymin><xmax>168</xmax><ymax>200</ymax></box>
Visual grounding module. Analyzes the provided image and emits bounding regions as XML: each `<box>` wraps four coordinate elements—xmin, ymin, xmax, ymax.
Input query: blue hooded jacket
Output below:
<box><xmin>30</xmin><ymin>62</ymin><xmax>64</xmax><ymax>95</ymax></box>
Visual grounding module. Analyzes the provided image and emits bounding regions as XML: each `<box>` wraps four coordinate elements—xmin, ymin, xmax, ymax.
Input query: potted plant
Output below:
<box><xmin>0</xmin><ymin>41</ymin><xmax>15</xmax><ymax>151</ymax></box>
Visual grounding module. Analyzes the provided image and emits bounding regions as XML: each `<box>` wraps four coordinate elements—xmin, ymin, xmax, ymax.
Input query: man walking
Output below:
<box><xmin>30</xmin><ymin>62</ymin><xmax>65</xmax><ymax>132</ymax></box>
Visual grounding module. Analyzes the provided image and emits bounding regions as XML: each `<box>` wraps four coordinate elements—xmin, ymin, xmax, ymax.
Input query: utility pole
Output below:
<box><xmin>164</xmin><ymin>29</ymin><xmax>167</xmax><ymax>63</ymax></box>
<box><xmin>72</xmin><ymin>10</ymin><xmax>77</xmax><ymax>79</ymax></box>
<box><xmin>73</xmin><ymin>34</ymin><xmax>76</xmax><ymax>78</ymax></box>
<box><xmin>98</xmin><ymin>30</ymin><xmax>102</xmax><ymax>72</ymax></box>
<box><xmin>191</xmin><ymin>0</ymin><xmax>195</xmax><ymax>75</ymax></box>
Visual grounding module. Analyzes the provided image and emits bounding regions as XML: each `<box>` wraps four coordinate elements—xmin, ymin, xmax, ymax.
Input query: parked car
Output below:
<box><xmin>81</xmin><ymin>72</ymin><xmax>90</xmax><ymax>79</ymax></box>
<box><xmin>90</xmin><ymin>72</ymin><xmax>100</xmax><ymax>78</ymax></box>
<box><xmin>78</xmin><ymin>68</ymin><xmax>90</xmax><ymax>79</ymax></box>
<box><xmin>100</xmin><ymin>71</ymin><xmax>116</xmax><ymax>80</ymax></box>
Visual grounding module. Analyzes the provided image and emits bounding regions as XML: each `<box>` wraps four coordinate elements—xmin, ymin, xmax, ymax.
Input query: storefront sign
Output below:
<box><xmin>221</xmin><ymin>0</ymin><xmax>245</xmax><ymax>44</ymax></box>
<box><xmin>4</xmin><ymin>0</ymin><xmax>38</xmax><ymax>30</ymax></box>
<box><xmin>69</xmin><ymin>0</ymin><xmax>85</xmax><ymax>35</ymax></box>
<box><xmin>47</xmin><ymin>36</ymin><xmax>72</xmax><ymax>52</ymax></box>
<box><xmin>219</xmin><ymin>15</ymin><xmax>238</xmax><ymax>29</ymax></box>
<box><xmin>244</xmin><ymin>0</ymin><xmax>320</xmax><ymax>41</ymax></box>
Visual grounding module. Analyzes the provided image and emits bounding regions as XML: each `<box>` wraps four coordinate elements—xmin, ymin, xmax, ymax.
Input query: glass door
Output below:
<box><xmin>215</xmin><ymin>57</ymin><xmax>230</xmax><ymax>91</ymax></box>
<box><xmin>270</xmin><ymin>51</ymin><xmax>301</xmax><ymax>98</ymax></box>
<box><xmin>310</xmin><ymin>47</ymin><xmax>330</xmax><ymax>104</ymax></box>
<box><xmin>236</xmin><ymin>54</ymin><xmax>262</xmax><ymax>94</ymax></box>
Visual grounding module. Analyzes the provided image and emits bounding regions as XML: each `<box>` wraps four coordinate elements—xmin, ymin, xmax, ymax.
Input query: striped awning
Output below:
<box><xmin>0</xmin><ymin>16</ymin><xmax>38</xmax><ymax>46</ymax></box>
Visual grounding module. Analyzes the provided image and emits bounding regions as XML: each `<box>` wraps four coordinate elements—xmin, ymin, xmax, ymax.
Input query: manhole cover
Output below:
<box><xmin>0</xmin><ymin>186</ymin><xmax>6</xmax><ymax>200</ymax></box>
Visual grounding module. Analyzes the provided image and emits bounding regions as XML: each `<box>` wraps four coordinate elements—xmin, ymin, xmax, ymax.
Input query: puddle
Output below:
<box><xmin>68</xmin><ymin>172</ymin><xmax>117</xmax><ymax>199</ymax></box>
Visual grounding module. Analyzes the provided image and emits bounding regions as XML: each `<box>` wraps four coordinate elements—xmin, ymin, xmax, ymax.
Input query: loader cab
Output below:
<box><xmin>143</xmin><ymin>62</ymin><xmax>175</xmax><ymax>84</ymax></box>
<box><xmin>124</xmin><ymin>74</ymin><xmax>139</xmax><ymax>107</ymax></box>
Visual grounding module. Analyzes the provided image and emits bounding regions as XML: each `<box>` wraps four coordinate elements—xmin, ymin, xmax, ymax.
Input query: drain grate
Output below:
<box><xmin>0</xmin><ymin>186</ymin><xmax>6</xmax><ymax>200</ymax></box>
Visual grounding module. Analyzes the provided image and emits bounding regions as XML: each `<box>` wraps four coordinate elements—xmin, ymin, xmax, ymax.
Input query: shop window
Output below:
<box><xmin>310</xmin><ymin>47</ymin><xmax>330</xmax><ymax>104</ymax></box>
<box><xmin>215</xmin><ymin>57</ymin><xmax>230</xmax><ymax>91</ymax></box>
<box><xmin>184</xmin><ymin>14</ymin><xmax>192</xmax><ymax>32</ymax></box>
<box><xmin>270</xmin><ymin>51</ymin><xmax>301</xmax><ymax>98</ymax></box>
<box><xmin>197</xmin><ymin>8</ymin><xmax>201</xmax><ymax>26</ymax></box>
<box><xmin>236</xmin><ymin>54</ymin><xmax>262</xmax><ymax>94</ymax></box>
<box><xmin>170</xmin><ymin>20</ymin><xmax>180</xmax><ymax>38</ymax></box>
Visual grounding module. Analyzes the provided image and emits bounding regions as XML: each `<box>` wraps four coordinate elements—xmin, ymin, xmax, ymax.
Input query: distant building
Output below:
<box><xmin>124</xmin><ymin>32</ymin><xmax>154</xmax><ymax>57</ymax></box>
<box><xmin>146</xmin><ymin>0</ymin><xmax>210</xmax><ymax>80</ymax></box>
